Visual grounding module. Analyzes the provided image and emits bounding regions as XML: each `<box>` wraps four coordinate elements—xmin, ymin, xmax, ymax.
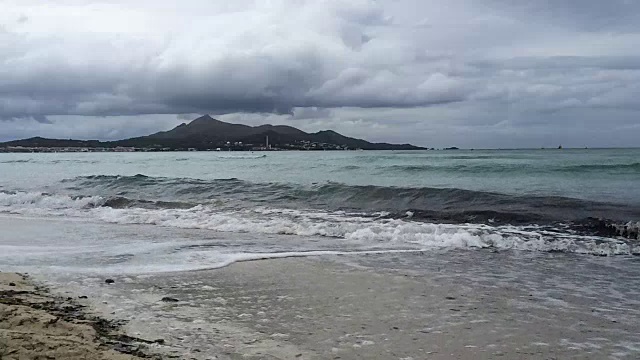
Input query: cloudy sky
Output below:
<box><xmin>1</xmin><ymin>0</ymin><xmax>639</xmax><ymax>148</ymax></box>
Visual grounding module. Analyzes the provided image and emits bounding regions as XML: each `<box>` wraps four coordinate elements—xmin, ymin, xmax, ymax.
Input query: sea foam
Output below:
<box><xmin>0</xmin><ymin>191</ymin><xmax>636</xmax><ymax>256</ymax></box>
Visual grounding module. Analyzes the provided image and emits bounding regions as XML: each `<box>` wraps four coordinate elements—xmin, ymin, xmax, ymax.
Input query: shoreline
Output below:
<box><xmin>0</xmin><ymin>272</ymin><xmax>165</xmax><ymax>360</ymax></box>
<box><xmin>27</xmin><ymin>256</ymin><xmax>640</xmax><ymax>360</ymax></box>
<box><xmin>3</xmin><ymin>252</ymin><xmax>640</xmax><ymax>359</ymax></box>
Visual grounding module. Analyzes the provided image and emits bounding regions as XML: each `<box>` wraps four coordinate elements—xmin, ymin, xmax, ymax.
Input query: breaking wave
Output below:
<box><xmin>56</xmin><ymin>175</ymin><xmax>640</xmax><ymax>227</ymax></box>
<box><xmin>0</xmin><ymin>190</ymin><xmax>638</xmax><ymax>256</ymax></box>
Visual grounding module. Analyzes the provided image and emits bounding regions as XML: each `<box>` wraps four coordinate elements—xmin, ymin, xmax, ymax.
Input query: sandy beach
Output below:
<box><xmin>4</xmin><ymin>254</ymin><xmax>636</xmax><ymax>360</ymax></box>
<box><xmin>0</xmin><ymin>272</ymin><xmax>165</xmax><ymax>359</ymax></box>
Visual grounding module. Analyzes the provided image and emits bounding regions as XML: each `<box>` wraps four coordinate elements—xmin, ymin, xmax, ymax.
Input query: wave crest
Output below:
<box><xmin>55</xmin><ymin>175</ymin><xmax>640</xmax><ymax>228</ymax></box>
<box><xmin>0</xmin><ymin>190</ymin><xmax>637</xmax><ymax>256</ymax></box>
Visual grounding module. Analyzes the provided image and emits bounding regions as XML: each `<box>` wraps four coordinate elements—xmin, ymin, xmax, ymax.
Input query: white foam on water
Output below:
<box><xmin>0</xmin><ymin>212</ymin><xmax>430</xmax><ymax>274</ymax></box>
<box><xmin>89</xmin><ymin>249</ymin><xmax>430</xmax><ymax>274</ymax></box>
<box><xmin>0</xmin><ymin>191</ymin><xmax>104</xmax><ymax>215</ymax></box>
<box><xmin>0</xmin><ymin>191</ymin><xmax>635</xmax><ymax>257</ymax></box>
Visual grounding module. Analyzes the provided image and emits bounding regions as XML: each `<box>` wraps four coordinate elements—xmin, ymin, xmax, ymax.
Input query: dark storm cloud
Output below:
<box><xmin>0</xmin><ymin>0</ymin><xmax>477</xmax><ymax>119</ymax></box>
<box><xmin>0</xmin><ymin>0</ymin><xmax>639</xmax><ymax>147</ymax></box>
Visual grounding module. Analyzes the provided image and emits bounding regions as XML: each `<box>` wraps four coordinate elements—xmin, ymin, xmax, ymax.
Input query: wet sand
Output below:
<box><xmin>0</xmin><ymin>272</ymin><xmax>163</xmax><ymax>359</ymax></box>
<box><xmin>46</xmin><ymin>255</ymin><xmax>640</xmax><ymax>360</ymax></box>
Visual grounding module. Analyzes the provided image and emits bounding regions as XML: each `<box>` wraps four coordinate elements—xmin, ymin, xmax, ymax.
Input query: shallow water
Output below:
<box><xmin>3</xmin><ymin>215</ymin><xmax>638</xmax><ymax>359</ymax></box>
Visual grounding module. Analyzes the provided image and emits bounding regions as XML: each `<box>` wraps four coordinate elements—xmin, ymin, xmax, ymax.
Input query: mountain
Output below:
<box><xmin>0</xmin><ymin>115</ymin><xmax>426</xmax><ymax>151</ymax></box>
<box><xmin>144</xmin><ymin>115</ymin><xmax>305</xmax><ymax>140</ymax></box>
<box><xmin>126</xmin><ymin>115</ymin><xmax>308</xmax><ymax>145</ymax></box>
<box><xmin>0</xmin><ymin>137</ymin><xmax>103</xmax><ymax>148</ymax></box>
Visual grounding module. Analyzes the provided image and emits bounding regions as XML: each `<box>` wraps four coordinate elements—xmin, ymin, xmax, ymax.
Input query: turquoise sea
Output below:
<box><xmin>0</xmin><ymin>148</ymin><xmax>639</xmax><ymax>274</ymax></box>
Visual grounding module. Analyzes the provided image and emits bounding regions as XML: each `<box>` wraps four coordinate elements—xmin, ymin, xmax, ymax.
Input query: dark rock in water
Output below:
<box><xmin>161</xmin><ymin>297</ymin><xmax>179</xmax><ymax>303</ymax></box>
<box><xmin>8</xmin><ymin>282</ymin><xmax>16</xmax><ymax>287</ymax></box>
<box><xmin>153</xmin><ymin>339</ymin><xmax>165</xmax><ymax>344</ymax></box>
<box><xmin>105</xmin><ymin>279</ymin><xmax>115</xmax><ymax>284</ymax></box>
<box><xmin>79</xmin><ymin>295</ymin><xmax>88</xmax><ymax>299</ymax></box>
<box><xmin>445</xmin><ymin>296</ymin><xmax>456</xmax><ymax>300</ymax></box>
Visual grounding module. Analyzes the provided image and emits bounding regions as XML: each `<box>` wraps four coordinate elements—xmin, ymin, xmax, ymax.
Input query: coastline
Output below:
<box><xmin>0</xmin><ymin>272</ymin><xmax>165</xmax><ymax>360</ymax></box>
<box><xmin>9</xmin><ymin>255</ymin><xmax>638</xmax><ymax>360</ymax></box>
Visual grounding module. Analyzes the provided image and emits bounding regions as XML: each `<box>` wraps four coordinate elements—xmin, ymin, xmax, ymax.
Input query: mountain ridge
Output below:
<box><xmin>0</xmin><ymin>115</ymin><xmax>426</xmax><ymax>151</ymax></box>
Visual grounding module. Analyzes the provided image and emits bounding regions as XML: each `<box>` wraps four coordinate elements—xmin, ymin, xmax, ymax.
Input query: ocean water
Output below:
<box><xmin>3</xmin><ymin>149</ymin><xmax>640</xmax><ymax>359</ymax></box>
<box><xmin>1</xmin><ymin>149</ymin><xmax>640</xmax><ymax>274</ymax></box>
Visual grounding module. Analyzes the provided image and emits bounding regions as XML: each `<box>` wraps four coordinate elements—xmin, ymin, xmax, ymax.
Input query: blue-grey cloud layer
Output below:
<box><xmin>1</xmin><ymin>0</ymin><xmax>639</xmax><ymax>147</ymax></box>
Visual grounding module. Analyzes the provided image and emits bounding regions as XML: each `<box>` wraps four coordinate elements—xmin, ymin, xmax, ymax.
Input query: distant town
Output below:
<box><xmin>0</xmin><ymin>139</ymin><xmax>367</xmax><ymax>153</ymax></box>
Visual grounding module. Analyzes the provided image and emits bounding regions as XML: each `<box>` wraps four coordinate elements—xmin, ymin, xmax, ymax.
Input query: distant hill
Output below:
<box><xmin>0</xmin><ymin>115</ymin><xmax>426</xmax><ymax>151</ymax></box>
<box><xmin>0</xmin><ymin>137</ymin><xmax>103</xmax><ymax>148</ymax></box>
<box><xmin>145</xmin><ymin>115</ymin><xmax>307</xmax><ymax>140</ymax></box>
